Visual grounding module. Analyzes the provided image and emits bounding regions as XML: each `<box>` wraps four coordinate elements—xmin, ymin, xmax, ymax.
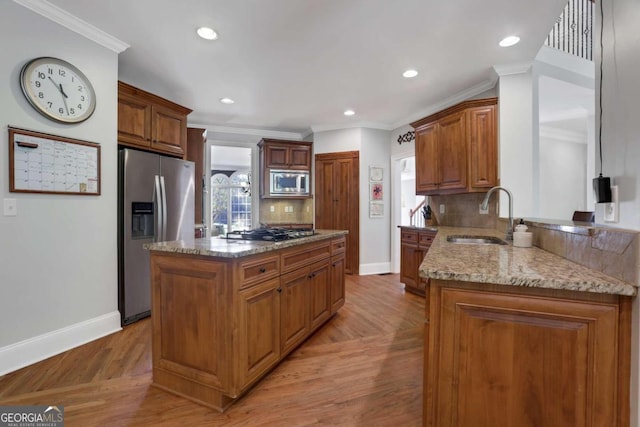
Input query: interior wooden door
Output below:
<box><xmin>314</xmin><ymin>151</ymin><xmax>359</xmax><ymax>274</ymax></box>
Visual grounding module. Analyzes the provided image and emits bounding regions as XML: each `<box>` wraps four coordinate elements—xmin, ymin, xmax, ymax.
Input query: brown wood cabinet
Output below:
<box><xmin>399</xmin><ymin>227</ymin><xmax>436</xmax><ymax>296</ymax></box>
<box><xmin>258</xmin><ymin>139</ymin><xmax>312</xmax><ymax>198</ymax></box>
<box><xmin>149</xmin><ymin>235</ymin><xmax>346</xmax><ymax>411</ymax></box>
<box><xmin>260</xmin><ymin>139</ymin><xmax>311</xmax><ymax>170</ymax></box>
<box><xmin>330</xmin><ymin>237</ymin><xmax>346</xmax><ymax>312</ymax></box>
<box><xmin>315</xmin><ymin>151</ymin><xmax>359</xmax><ymax>275</ymax></box>
<box><xmin>411</xmin><ymin>98</ymin><xmax>497</xmax><ymax>195</ymax></box>
<box><xmin>424</xmin><ymin>279</ymin><xmax>632</xmax><ymax>427</ymax></box>
<box><xmin>186</xmin><ymin>127</ymin><xmax>206</xmax><ymax>236</ymax></box>
<box><xmin>118</xmin><ymin>81</ymin><xmax>191</xmax><ymax>158</ymax></box>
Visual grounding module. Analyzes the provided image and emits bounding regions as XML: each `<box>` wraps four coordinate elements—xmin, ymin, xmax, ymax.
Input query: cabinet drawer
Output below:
<box><xmin>401</xmin><ymin>230</ymin><xmax>418</xmax><ymax>243</ymax></box>
<box><xmin>419</xmin><ymin>232</ymin><xmax>436</xmax><ymax>248</ymax></box>
<box><xmin>238</xmin><ymin>254</ymin><xmax>280</xmax><ymax>288</ymax></box>
<box><xmin>281</xmin><ymin>241</ymin><xmax>331</xmax><ymax>273</ymax></box>
<box><xmin>330</xmin><ymin>237</ymin><xmax>346</xmax><ymax>256</ymax></box>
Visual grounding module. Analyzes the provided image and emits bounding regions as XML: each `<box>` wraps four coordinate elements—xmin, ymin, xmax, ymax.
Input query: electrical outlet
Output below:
<box><xmin>604</xmin><ymin>185</ymin><xmax>619</xmax><ymax>223</ymax></box>
<box><xmin>3</xmin><ymin>198</ymin><xmax>17</xmax><ymax>216</ymax></box>
<box><xmin>439</xmin><ymin>204</ymin><xmax>445</xmax><ymax>214</ymax></box>
<box><xmin>289</xmin><ymin>206</ymin><xmax>294</xmax><ymax>212</ymax></box>
<box><xmin>270</xmin><ymin>205</ymin><xmax>275</xmax><ymax>212</ymax></box>
<box><xmin>479</xmin><ymin>203</ymin><xmax>488</xmax><ymax>215</ymax></box>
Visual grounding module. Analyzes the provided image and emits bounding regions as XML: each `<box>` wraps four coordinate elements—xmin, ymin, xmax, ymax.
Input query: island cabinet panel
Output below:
<box><xmin>308</xmin><ymin>259</ymin><xmax>332</xmax><ymax>330</ymax></box>
<box><xmin>149</xmin><ymin>234</ymin><xmax>347</xmax><ymax>412</ymax></box>
<box><xmin>151</xmin><ymin>254</ymin><xmax>230</xmax><ymax>409</ymax></box>
<box><xmin>425</xmin><ymin>280</ymin><xmax>631</xmax><ymax>427</ymax></box>
<box><xmin>236</xmin><ymin>278</ymin><xmax>281</xmax><ymax>391</ymax></box>
<box><xmin>280</xmin><ymin>267</ymin><xmax>310</xmax><ymax>354</ymax></box>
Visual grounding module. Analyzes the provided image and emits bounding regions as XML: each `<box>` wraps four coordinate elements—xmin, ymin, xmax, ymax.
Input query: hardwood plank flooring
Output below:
<box><xmin>0</xmin><ymin>274</ymin><xmax>424</xmax><ymax>426</ymax></box>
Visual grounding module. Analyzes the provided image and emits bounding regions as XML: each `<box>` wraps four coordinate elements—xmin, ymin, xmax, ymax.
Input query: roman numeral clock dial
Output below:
<box><xmin>20</xmin><ymin>57</ymin><xmax>96</xmax><ymax>124</ymax></box>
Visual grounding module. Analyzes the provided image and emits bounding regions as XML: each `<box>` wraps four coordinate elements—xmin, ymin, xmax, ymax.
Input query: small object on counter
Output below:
<box><xmin>513</xmin><ymin>219</ymin><xmax>533</xmax><ymax>247</ymax></box>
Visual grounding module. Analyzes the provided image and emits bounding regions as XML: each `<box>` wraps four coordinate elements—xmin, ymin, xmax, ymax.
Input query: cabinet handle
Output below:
<box><xmin>332</xmin><ymin>262</ymin><xmax>336</xmax><ymax>267</ymax></box>
<box><xmin>259</xmin><ymin>267</ymin><xmax>266</xmax><ymax>273</ymax></box>
<box><xmin>277</xmin><ymin>288</ymin><xmax>282</xmax><ymax>293</ymax></box>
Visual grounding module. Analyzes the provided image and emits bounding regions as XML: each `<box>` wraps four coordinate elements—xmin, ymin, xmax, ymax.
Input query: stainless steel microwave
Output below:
<box><xmin>269</xmin><ymin>169</ymin><xmax>310</xmax><ymax>196</ymax></box>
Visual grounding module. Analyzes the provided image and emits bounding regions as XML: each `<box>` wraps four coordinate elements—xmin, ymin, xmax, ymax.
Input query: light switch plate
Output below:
<box><xmin>3</xmin><ymin>198</ymin><xmax>17</xmax><ymax>216</ymax></box>
<box><xmin>439</xmin><ymin>204</ymin><xmax>445</xmax><ymax>214</ymax></box>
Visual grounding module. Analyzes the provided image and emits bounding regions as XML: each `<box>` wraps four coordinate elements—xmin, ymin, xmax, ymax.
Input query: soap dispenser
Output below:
<box><xmin>513</xmin><ymin>219</ymin><xmax>533</xmax><ymax>248</ymax></box>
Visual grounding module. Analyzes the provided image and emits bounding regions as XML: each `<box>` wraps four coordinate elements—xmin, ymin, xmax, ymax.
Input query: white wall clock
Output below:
<box><xmin>20</xmin><ymin>57</ymin><xmax>96</xmax><ymax>124</ymax></box>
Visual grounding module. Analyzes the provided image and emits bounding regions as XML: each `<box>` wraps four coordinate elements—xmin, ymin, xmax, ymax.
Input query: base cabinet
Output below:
<box><xmin>400</xmin><ymin>227</ymin><xmax>436</xmax><ymax>296</ymax></box>
<box><xmin>425</xmin><ymin>280</ymin><xmax>632</xmax><ymax>427</ymax></box>
<box><xmin>150</xmin><ymin>235</ymin><xmax>346</xmax><ymax>411</ymax></box>
<box><xmin>237</xmin><ymin>278</ymin><xmax>281</xmax><ymax>390</ymax></box>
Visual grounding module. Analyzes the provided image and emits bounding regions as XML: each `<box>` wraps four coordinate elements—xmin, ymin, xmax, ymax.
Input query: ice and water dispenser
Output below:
<box><xmin>131</xmin><ymin>202</ymin><xmax>154</xmax><ymax>239</ymax></box>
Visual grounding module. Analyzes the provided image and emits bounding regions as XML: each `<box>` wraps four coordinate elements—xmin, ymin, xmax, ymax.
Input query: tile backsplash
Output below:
<box><xmin>429</xmin><ymin>193</ymin><xmax>498</xmax><ymax>229</ymax></box>
<box><xmin>259</xmin><ymin>198</ymin><xmax>314</xmax><ymax>225</ymax></box>
<box><xmin>525</xmin><ymin>221</ymin><xmax>640</xmax><ymax>287</ymax></box>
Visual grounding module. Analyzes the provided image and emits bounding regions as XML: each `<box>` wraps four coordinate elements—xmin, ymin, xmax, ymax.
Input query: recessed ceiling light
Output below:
<box><xmin>197</xmin><ymin>27</ymin><xmax>218</xmax><ymax>40</ymax></box>
<box><xmin>220</xmin><ymin>97</ymin><xmax>234</xmax><ymax>104</ymax></box>
<box><xmin>344</xmin><ymin>109</ymin><xmax>355</xmax><ymax>116</ymax></box>
<box><xmin>403</xmin><ymin>69</ymin><xmax>418</xmax><ymax>78</ymax></box>
<box><xmin>499</xmin><ymin>35</ymin><xmax>520</xmax><ymax>47</ymax></box>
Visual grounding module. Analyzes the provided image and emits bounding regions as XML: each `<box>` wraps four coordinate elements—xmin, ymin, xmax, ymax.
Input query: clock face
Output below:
<box><xmin>20</xmin><ymin>57</ymin><xmax>96</xmax><ymax>124</ymax></box>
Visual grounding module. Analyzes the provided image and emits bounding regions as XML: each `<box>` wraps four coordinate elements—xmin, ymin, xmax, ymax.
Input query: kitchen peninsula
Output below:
<box><xmin>420</xmin><ymin>227</ymin><xmax>635</xmax><ymax>427</ymax></box>
<box><xmin>146</xmin><ymin>230</ymin><xmax>347</xmax><ymax>411</ymax></box>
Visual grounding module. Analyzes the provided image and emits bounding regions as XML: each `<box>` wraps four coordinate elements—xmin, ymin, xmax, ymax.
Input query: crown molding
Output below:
<box><xmin>539</xmin><ymin>125</ymin><xmax>587</xmax><ymax>143</ymax></box>
<box><xmin>310</xmin><ymin>121</ymin><xmax>393</xmax><ymax>134</ymax></box>
<box><xmin>13</xmin><ymin>0</ymin><xmax>129</xmax><ymax>53</ymax></box>
<box><xmin>493</xmin><ymin>61</ymin><xmax>533</xmax><ymax>76</ymax></box>
<box><xmin>391</xmin><ymin>77</ymin><xmax>498</xmax><ymax>130</ymax></box>
<box><xmin>188</xmin><ymin>123</ymin><xmax>305</xmax><ymax>141</ymax></box>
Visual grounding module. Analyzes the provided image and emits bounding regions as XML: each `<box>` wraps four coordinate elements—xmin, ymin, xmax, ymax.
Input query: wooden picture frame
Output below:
<box><xmin>9</xmin><ymin>127</ymin><xmax>101</xmax><ymax>195</ymax></box>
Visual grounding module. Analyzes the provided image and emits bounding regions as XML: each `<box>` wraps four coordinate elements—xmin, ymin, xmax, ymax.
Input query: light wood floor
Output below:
<box><xmin>0</xmin><ymin>274</ymin><xmax>424</xmax><ymax>426</ymax></box>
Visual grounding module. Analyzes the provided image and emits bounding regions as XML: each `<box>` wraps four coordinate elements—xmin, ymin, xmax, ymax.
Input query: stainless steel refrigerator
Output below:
<box><xmin>118</xmin><ymin>148</ymin><xmax>195</xmax><ymax>325</ymax></box>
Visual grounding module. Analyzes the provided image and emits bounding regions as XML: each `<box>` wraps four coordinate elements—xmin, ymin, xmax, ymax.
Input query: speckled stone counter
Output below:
<box><xmin>145</xmin><ymin>229</ymin><xmax>347</xmax><ymax>258</ymax></box>
<box><xmin>419</xmin><ymin>227</ymin><xmax>637</xmax><ymax>296</ymax></box>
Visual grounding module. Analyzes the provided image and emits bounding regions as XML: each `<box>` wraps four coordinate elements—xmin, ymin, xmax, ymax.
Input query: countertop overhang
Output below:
<box><xmin>419</xmin><ymin>226</ymin><xmax>637</xmax><ymax>296</ymax></box>
<box><xmin>145</xmin><ymin>229</ymin><xmax>348</xmax><ymax>258</ymax></box>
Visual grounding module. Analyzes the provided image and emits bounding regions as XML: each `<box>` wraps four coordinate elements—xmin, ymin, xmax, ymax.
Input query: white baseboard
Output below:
<box><xmin>0</xmin><ymin>311</ymin><xmax>122</xmax><ymax>376</ymax></box>
<box><xmin>358</xmin><ymin>262</ymin><xmax>392</xmax><ymax>276</ymax></box>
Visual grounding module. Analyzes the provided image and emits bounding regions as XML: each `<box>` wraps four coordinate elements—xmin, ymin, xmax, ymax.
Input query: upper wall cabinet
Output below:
<box><xmin>118</xmin><ymin>81</ymin><xmax>192</xmax><ymax>158</ymax></box>
<box><xmin>259</xmin><ymin>139</ymin><xmax>312</xmax><ymax>171</ymax></box>
<box><xmin>411</xmin><ymin>98</ymin><xmax>497</xmax><ymax>195</ymax></box>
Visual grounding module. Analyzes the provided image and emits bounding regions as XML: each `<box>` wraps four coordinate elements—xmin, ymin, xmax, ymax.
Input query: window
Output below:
<box><xmin>211</xmin><ymin>171</ymin><xmax>251</xmax><ymax>236</ymax></box>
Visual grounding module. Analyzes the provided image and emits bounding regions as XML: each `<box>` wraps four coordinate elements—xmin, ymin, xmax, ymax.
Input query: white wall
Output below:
<box><xmin>359</xmin><ymin>128</ymin><xmax>391</xmax><ymax>275</ymax></box>
<box><xmin>313</xmin><ymin>127</ymin><xmax>392</xmax><ymax>274</ymax></box>
<box><xmin>0</xmin><ymin>2</ymin><xmax>120</xmax><ymax>374</ymax></box>
<box><xmin>598</xmin><ymin>1</ymin><xmax>640</xmax><ymax>425</ymax></box>
<box><xmin>496</xmin><ymin>68</ymin><xmax>534</xmax><ymax>218</ymax></box>
<box><xmin>538</xmin><ymin>132</ymin><xmax>587</xmax><ymax>219</ymax></box>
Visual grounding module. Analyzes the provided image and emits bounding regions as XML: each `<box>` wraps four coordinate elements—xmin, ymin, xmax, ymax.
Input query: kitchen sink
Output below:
<box><xmin>446</xmin><ymin>235</ymin><xmax>507</xmax><ymax>245</ymax></box>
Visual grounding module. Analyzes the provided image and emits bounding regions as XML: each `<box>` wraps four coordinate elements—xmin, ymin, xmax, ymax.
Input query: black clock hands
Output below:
<box><xmin>48</xmin><ymin>76</ymin><xmax>69</xmax><ymax>115</ymax></box>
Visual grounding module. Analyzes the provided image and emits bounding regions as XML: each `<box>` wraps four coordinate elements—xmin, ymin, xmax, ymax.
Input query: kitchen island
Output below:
<box><xmin>146</xmin><ymin>230</ymin><xmax>347</xmax><ymax>411</ymax></box>
<box><xmin>420</xmin><ymin>227</ymin><xmax>635</xmax><ymax>427</ymax></box>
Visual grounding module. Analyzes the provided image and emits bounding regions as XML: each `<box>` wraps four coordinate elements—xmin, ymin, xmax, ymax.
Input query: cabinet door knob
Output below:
<box><xmin>277</xmin><ymin>288</ymin><xmax>282</xmax><ymax>293</ymax></box>
<box><xmin>259</xmin><ymin>267</ymin><xmax>266</xmax><ymax>273</ymax></box>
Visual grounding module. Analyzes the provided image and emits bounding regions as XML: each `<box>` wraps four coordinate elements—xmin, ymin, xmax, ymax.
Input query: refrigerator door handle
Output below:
<box><xmin>154</xmin><ymin>175</ymin><xmax>163</xmax><ymax>242</ymax></box>
<box><xmin>160</xmin><ymin>175</ymin><xmax>168</xmax><ymax>242</ymax></box>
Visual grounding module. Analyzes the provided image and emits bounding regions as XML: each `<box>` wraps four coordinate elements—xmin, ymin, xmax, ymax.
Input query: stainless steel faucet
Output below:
<box><xmin>481</xmin><ymin>186</ymin><xmax>513</xmax><ymax>240</ymax></box>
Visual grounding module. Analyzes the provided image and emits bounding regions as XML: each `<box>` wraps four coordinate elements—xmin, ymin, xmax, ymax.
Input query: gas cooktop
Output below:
<box><xmin>226</xmin><ymin>228</ymin><xmax>315</xmax><ymax>242</ymax></box>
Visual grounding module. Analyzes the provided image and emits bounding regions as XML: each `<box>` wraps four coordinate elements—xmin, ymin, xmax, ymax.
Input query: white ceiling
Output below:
<box><xmin>38</xmin><ymin>0</ymin><xmax>568</xmax><ymax>136</ymax></box>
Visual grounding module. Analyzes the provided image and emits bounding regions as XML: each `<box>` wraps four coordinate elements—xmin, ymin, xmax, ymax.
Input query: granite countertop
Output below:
<box><xmin>420</xmin><ymin>227</ymin><xmax>637</xmax><ymax>296</ymax></box>
<box><xmin>145</xmin><ymin>229</ymin><xmax>347</xmax><ymax>259</ymax></box>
